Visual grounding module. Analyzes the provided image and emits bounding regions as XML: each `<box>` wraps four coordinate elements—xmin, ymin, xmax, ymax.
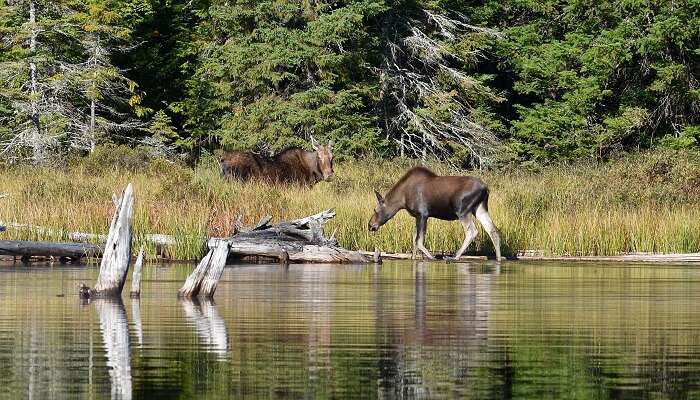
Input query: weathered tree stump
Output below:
<box><xmin>178</xmin><ymin>239</ymin><xmax>230</xmax><ymax>299</ymax></box>
<box><xmin>92</xmin><ymin>183</ymin><xmax>134</xmax><ymax>297</ymax></box>
<box><xmin>130</xmin><ymin>247</ymin><xmax>144</xmax><ymax>298</ymax></box>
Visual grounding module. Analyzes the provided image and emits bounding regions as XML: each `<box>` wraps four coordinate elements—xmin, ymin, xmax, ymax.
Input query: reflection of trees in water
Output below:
<box><xmin>94</xmin><ymin>298</ymin><xmax>132</xmax><ymax>400</ymax></box>
<box><xmin>181</xmin><ymin>298</ymin><xmax>229</xmax><ymax>358</ymax></box>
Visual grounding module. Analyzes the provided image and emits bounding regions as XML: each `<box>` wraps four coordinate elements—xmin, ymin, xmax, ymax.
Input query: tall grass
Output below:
<box><xmin>1</xmin><ymin>149</ymin><xmax>699</xmax><ymax>260</ymax></box>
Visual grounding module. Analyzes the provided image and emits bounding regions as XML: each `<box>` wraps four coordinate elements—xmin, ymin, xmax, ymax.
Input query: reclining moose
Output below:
<box><xmin>220</xmin><ymin>136</ymin><xmax>334</xmax><ymax>186</ymax></box>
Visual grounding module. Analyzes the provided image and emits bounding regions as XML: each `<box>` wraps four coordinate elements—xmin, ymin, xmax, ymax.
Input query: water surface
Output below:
<box><xmin>1</xmin><ymin>260</ymin><xmax>699</xmax><ymax>399</ymax></box>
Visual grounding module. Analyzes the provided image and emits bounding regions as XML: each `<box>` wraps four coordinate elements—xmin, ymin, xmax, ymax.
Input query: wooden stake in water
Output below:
<box><xmin>130</xmin><ymin>247</ymin><xmax>144</xmax><ymax>298</ymax></box>
<box><xmin>93</xmin><ymin>184</ymin><xmax>134</xmax><ymax>297</ymax></box>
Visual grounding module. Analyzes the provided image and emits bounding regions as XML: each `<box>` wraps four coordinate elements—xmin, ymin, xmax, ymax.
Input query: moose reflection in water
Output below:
<box><xmin>368</xmin><ymin>167</ymin><xmax>502</xmax><ymax>260</ymax></box>
<box><xmin>220</xmin><ymin>136</ymin><xmax>334</xmax><ymax>185</ymax></box>
<box><xmin>374</xmin><ymin>262</ymin><xmax>498</xmax><ymax>398</ymax></box>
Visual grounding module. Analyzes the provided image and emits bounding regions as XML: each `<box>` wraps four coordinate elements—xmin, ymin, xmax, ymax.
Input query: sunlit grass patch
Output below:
<box><xmin>1</xmin><ymin>150</ymin><xmax>699</xmax><ymax>260</ymax></box>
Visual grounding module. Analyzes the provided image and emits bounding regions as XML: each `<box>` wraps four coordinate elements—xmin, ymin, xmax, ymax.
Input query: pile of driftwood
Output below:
<box><xmin>1</xmin><ymin>184</ymin><xmax>369</xmax><ymax>299</ymax></box>
<box><xmin>0</xmin><ymin>215</ymin><xmax>367</xmax><ymax>264</ymax></box>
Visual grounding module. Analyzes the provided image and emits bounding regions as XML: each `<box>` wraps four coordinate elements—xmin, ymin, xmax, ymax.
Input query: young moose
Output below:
<box><xmin>368</xmin><ymin>167</ymin><xmax>502</xmax><ymax>261</ymax></box>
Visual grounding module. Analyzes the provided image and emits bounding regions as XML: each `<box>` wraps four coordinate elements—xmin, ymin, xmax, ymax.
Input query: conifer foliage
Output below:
<box><xmin>0</xmin><ymin>0</ymin><xmax>697</xmax><ymax>165</ymax></box>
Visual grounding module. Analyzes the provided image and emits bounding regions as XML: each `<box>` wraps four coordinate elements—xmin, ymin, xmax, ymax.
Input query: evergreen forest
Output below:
<box><xmin>1</xmin><ymin>0</ymin><xmax>697</xmax><ymax>167</ymax></box>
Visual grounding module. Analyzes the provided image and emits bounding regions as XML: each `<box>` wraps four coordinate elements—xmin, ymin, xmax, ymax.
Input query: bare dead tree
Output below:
<box><xmin>378</xmin><ymin>6</ymin><xmax>503</xmax><ymax>166</ymax></box>
<box><xmin>0</xmin><ymin>0</ymin><xmax>65</xmax><ymax>163</ymax></box>
<box><xmin>0</xmin><ymin>0</ymin><xmax>144</xmax><ymax>163</ymax></box>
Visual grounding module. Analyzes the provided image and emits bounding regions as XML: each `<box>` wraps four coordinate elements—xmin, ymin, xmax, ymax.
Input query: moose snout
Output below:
<box><xmin>368</xmin><ymin>223</ymin><xmax>378</xmax><ymax>232</ymax></box>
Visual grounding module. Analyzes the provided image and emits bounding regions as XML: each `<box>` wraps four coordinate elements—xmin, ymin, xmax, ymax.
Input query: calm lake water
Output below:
<box><xmin>1</xmin><ymin>260</ymin><xmax>700</xmax><ymax>399</ymax></box>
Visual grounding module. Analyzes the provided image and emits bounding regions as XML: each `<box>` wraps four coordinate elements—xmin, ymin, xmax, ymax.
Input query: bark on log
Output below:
<box><xmin>93</xmin><ymin>184</ymin><xmax>134</xmax><ymax>297</ymax></box>
<box><xmin>0</xmin><ymin>240</ymin><xmax>102</xmax><ymax>258</ymax></box>
<box><xmin>178</xmin><ymin>240</ymin><xmax>230</xmax><ymax>299</ymax></box>
<box><xmin>130</xmin><ymin>247</ymin><xmax>144</xmax><ymax>298</ymax></box>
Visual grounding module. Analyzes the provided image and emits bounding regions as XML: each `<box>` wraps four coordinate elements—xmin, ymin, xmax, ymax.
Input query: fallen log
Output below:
<box><xmin>92</xmin><ymin>184</ymin><xmax>135</xmax><ymax>297</ymax></box>
<box><xmin>207</xmin><ymin>210</ymin><xmax>369</xmax><ymax>264</ymax></box>
<box><xmin>0</xmin><ymin>221</ymin><xmax>176</xmax><ymax>249</ymax></box>
<box><xmin>3</xmin><ymin>210</ymin><xmax>368</xmax><ymax>263</ymax></box>
<box><xmin>0</xmin><ymin>239</ymin><xmax>102</xmax><ymax>258</ymax></box>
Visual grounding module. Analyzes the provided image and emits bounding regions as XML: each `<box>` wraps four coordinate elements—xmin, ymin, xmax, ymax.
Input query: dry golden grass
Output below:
<box><xmin>1</xmin><ymin>149</ymin><xmax>699</xmax><ymax>260</ymax></box>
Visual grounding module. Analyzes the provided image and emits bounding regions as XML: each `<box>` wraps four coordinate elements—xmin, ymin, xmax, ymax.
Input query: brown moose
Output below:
<box><xmin>220</xmin><ymin>136</ymin><xmax>334</xmax><ymax>185</ymax></box>
<box><xmin>368</xmin><ymin>166</ymin><xmax>502</xmax><ymax>261</ymax></box>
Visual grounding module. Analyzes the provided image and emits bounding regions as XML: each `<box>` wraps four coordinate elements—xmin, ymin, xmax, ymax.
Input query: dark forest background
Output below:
<box><xmin>1</xmin><ymin>0</ymin><xmax>697</xmax><ymax>167</ymax></box>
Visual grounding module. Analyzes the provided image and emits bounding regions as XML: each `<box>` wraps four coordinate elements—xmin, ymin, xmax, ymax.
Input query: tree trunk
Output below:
<box><xmin>28</xmin><ymin>0</ymin><xmax>42</xmax><ymax>163</ymax></box>
<box><xmin>93</xmin><ymin>184</ymin><xmax>134</xmax><ymax>297</ymax></box>
<box><xmin>89</xmin><ymin>36</ymin><xmax>98</xmax><ymax>153</ymax></box>
<box><xmin>0</xmin><ymin>240</ymin><xmax>102</xmax><ymax>258</ymax></box>
<box><xmin>198</xmin><ymin>241</ymin><xmax>230</xmax><ymax>298</ymax></box>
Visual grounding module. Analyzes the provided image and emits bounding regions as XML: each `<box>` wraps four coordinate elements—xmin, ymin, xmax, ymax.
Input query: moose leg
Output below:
<box><xmin>411</xmin><ymin>223</ymin><xmax>419</xmax><ymax>260</ymax></box>
<box><xmin>453</xmin><ymin>217</ymin><xmax>479</xmax><ymax>259</ymax></box>
<box><xmin>415</xmin><ymin>216</ymin><xmax>434</xmax><ymax>260</ymax></box>
<box><xmin>475</xmin><ymin>203</ymin><xmax>502</xmax><ymax>261</ymax></box>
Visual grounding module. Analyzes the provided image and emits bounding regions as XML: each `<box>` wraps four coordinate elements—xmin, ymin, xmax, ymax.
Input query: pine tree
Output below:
<box><xmin>0</xmin><ymin>0</ymin><xmax>150</xmax><ymax>163</ymax></box>
<box><xmin>179</xmin><ymin>0</ymin><xmax>386</xmax><ymax>155</ymax></box>
<box><xmin>60</xmin><ymin>0</ymin><xmax>149</xmax><ymax>152</ymax></box>
<box><xmin>0</xmin><ymin>0</ymin><xmax>69</xmax><ymax>163</ymax></box>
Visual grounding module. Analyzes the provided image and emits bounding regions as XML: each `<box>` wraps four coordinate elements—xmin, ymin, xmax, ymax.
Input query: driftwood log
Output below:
<box><xmin>0</xmin><ymin>240</ymin><xmax>102</xmax><ymax>258</ymax></box>
<box><xmin>208</xmin><ymin>210</ymin><xmax>369</xmax><ymax>263</ymax></box>
<box><xmin>0</xmin><ymin>221</ymin><xmax>173</xmax><ymax>251</ymax></box>
<box><xmin>91</xmin><ymin>184</ymin><xmax>134</xmax><ymax>297</ymax></box>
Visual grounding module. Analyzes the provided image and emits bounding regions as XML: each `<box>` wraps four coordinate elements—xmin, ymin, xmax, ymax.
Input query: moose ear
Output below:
<box><xmin>374</xmin><ymin>190</ymin><xmax>384</xmax><ymax>204</ymax></box>
<box><xmin>328</xmin><ymin>139</ymin><xmax>334</xmax><ymax>149</ymax></box>
<box><xmin>310</xmin><ymin>135</ymin><xmax>319</xmax><ymax>150</ymax></box>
